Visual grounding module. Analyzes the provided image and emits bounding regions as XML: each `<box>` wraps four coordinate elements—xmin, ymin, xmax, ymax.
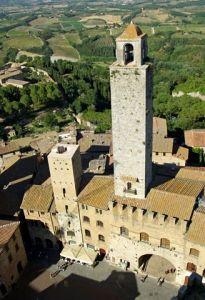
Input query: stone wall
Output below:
<box><xmin>110</xmin><ymin>64</ymin><xmax>152</xmax><ymax>199</ymax></box>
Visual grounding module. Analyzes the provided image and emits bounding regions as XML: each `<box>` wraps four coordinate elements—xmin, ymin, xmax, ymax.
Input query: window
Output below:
<box><xmin>124</xmin><ymin>43</ymin><xmax>134</xmax><ymax>65</ymax></box>
<box><xmin>8</xmin><ymin>254</ymin><xmax>13</xmax><ymax>263</ymax></box>
<box><xmin>67</xmin><ymin>231</ymin><xmax>75</xmax><ymax>237</ymax></box>
<box><xmin>160</xmin><ymin>238</ymin><xmax>170</xmax><ymax>249</ymax></box>
<box><xmin>186</xmin><ymin>262</ymin><xmax>196</xmax><ymax>272</ymax></box>
<box><xmin>82</xmin><ymin>204</ymin><xmax>88</xmax><ymax>210</ymax></box>
<box><xmin>85</xmin><ymin>229</ymin><xmax>91</xmax><ymax>237</ymax></box>
<box><xmin>63</xmin><ymin>188</ymin><xmax>66</xmax><ymax>197</ymax></box>
<box><xmin>96</xmin><ymin>209</ymin><xmax>102</xmax><ymax>214</ymax></box>
<box><xmin>96</xmin><ymin>220</ymin><xmax>103</xmax><ymax>227</ymax></box>
<box><xmin>163</xmin><ymin>152</ymin><xmax>166</xmax><ymax>156</ymax></box>
<box><xmin>98</xmin><ymin>235</ymin><xmax>105</xmax><ymax>242</ymax></box>
<box><xmin>156</xmin><ymin>152</ymin><xmax>159</xmax><ymax>156</ymax></box>
<box><xmin>127</xmin><ymin>182</ymin><xmax>132</xmax><ymax>190</ymax></box>
<box><xmin>83</xmin><ymin>216</ymin><xmax>90</xmax><ymax>223</ymax></box>
<box><xmin>65</xmin><ymin>205</ymin><xmax>68</xmax><ymax>213</ymax></box>
<box><xmin>189</xmin><ymin>248</ymin><xmax>199</xmax><ymax>257</ymax></box>
<box><xmin>30</xmin><ymin>210</ymin><xmax>34</xmax><ymax>213</ymax></box>
<box><xmin>41</xmin><ymin>212</ymin><xmax>45</xmax><ymax>215</ymax></box>
<box><xmin>120</xmin><ymin>226</ymin><xmax>129</xmax><ymax>237</ymax></box>
<box><xmin>15</xmin><ymin>243</ymin><xmax>19</xmax><ymax>252</ymax></box>
<box><xmin>140</xmin><ymin>232</ymin><xmax>149</xmax><ymax>243</ymax></box>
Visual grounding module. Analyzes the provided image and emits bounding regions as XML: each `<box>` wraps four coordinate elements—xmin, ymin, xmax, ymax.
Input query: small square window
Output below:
<box><xmin>8</xmin><ymin>254</ymin><xmax>13</xmax><ymax>263</ymax></box>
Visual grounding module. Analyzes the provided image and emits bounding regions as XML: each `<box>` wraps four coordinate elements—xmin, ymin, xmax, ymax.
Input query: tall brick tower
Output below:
<box><xmin>110</xmin><ymin>22</ymin><xmax>153</xmax><ymax>199</ymax></box>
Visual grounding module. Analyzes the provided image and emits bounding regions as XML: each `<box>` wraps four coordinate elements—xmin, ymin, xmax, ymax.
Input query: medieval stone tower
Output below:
<box><xmin>110</xmin><ymin>23</ymin><xmax>153</xmax><ymax>199</ymax></box>
<box><xmin>48</xmin><ymin>143</ymin><xmax>83</xmax><ymax>244</ymax></box>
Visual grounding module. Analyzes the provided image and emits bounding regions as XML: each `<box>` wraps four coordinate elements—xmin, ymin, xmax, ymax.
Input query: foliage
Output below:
<box><xmin>3</xmin><ymin>47</ymin><xmax>18</xmax><ymax>63</ymax></box>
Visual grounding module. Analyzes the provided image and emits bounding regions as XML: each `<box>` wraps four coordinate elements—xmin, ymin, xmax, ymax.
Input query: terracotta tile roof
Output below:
<box><xmin>114</xmin><ymin>195</ymin><xmax>147</xmax><ymax>209</ymax></box>
<box><xmin>152</xmin><ymin>134</ymin><xmax>174</xmax><ymax>153</ymax></box>
<box><xmin>114</xmin><ymin>178</ymin><xmax>204</xmax><ymax>220</ymax></box>
<box><xmin>176</xmin><ymin>167</ymin><xmax>205</xmax><ymax>182</ymax></box>
<box><xmin>153</xmin><ymin>117</ymin><xmax>167</xmax><ymax>137</ymax></box>
<box><xmin>0</xmin><ymin>220</ymin><xmax>19</xmax><ymax>249</ymax></box>
<box><xmin>155</xmin><ymin>177</ymin><xmax>204</xmax><ymax>197</ymax></box>
<box><xmin>78</xmin><ymin>176</ymin><xmax>114</xmax><ymax>210</ymax></box>
<box><xmin>174</xmin><ymin>146</ymin><xmax>189</xmax><ymax>161</ymax></box>
<box><xmin>21</xmin><ymin>184</ymin><xmax>54</xmax><ymax>212</ymax></box>
<box><xmin>0</xmin><ymin>137</ymin><xmax>33</xmax><ymax>156</ymax></box>
<box><xmin>185</xmin><ymin>208</ymin><xmax>205</xmax><ymax>245</ymax></box>
<box><xmin>78</xmin><ymin>132</ymin><xmax>111</xmax><ymax>153</ymax></box>
<box><xmin>184</xmin><ymin>129</ymin><xmax>205</xmax><ymax>147</ymax></box>
<box><xmin>117</xmin><ymin>23</ymin><xmax>143</xmax><ymax>40</ymax></box>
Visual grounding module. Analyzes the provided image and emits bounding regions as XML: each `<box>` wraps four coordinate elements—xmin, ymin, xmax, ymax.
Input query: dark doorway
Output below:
<box><xmin>17</xmin><ymin>261</ymin><xmax>23</xmax><ymax>274</ymax></box>
<box><xmin>0</xmin><ymin>283</ymin><xmax>7</xmax><ymax>296</ymax></box>
<box><xmin>98</xmin><ymin>248</ymin><xmax>106</xmax><ymax>261</ymax></box>
<box><xmin>124</xmin><ymin>44</ymin><xmax>134</xmax><ymax>65</ymax></box>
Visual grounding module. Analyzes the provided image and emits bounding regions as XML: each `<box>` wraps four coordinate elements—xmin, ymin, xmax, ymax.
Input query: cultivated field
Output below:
<box><xmin>81</xmin><ymin>14</ymin><xmax>122</xmax><ymax>24</ymax></box>
<box><xmin>3</xmin><ymin>32</ymin><xmax>43</xmax><ymax>50</ymax></box>
<box><xmin>48</xmin><ymin>35</ymin><xmax>80</xmax><ymax>60</ymax></box>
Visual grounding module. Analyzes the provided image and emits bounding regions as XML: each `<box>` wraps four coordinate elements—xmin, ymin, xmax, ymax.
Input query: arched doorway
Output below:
<box><xmin>124</xmin><ymin>44</ymin><xmax>134</xmax><ymax>65</ymax></box>
<box><xmin>45</xmin><ymin>239</ymin><xmax>53</xmax><ymax>248</ymax></box>
<box><xmin>138</xmin><ymin>254</ymin><xmax>176</xmax><ymax>282</ymax></box>
<box><xmin>35</xmin><ymin>237</ymin><xmax>43</xmax><ymax>248</ymax></box>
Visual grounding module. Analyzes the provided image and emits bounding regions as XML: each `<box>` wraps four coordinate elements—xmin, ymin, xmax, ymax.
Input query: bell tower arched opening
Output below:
<box><xmin>124</xmin><ymin>44</ymin><xmax>134</xmax><ymax>65</ymax></box>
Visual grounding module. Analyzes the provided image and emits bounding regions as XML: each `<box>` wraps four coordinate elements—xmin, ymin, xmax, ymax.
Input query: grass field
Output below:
<box><xmin>64</xmin><ymin>32</ymin><xmax>81</xmax><ymax>45</ymax></box>
<box><xmin>81</xmin><ymin>14</ymin><xmax>122</xmax><ymax>24</ymax></box>
<box><xmin>59</xmin><ymin>16</ymin><xmax>83</xmax><ymax>31</ymax></box>
<box><xmin>83</xmin><ymin>18</ymin><xmax>106</xmax><ymax>27</ymax></box>
<box><xmin>3</xmin><ymin>32</ymin><xmax>43</xmax><ymax>50</ymax></box>
<box><xmin>48</xmin><ymin>34</ymin><xmax>80</xmax><ymax>60</ymax></box>
<box><xmin>30</xmin><ymin>16</ymin><xmax>59</xmax><ymax>27</ymax></box>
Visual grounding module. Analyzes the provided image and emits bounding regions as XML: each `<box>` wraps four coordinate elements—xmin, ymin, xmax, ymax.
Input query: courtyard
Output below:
<box><xmin>6</xmin><ymin>259</ymin><xmax>178</xmax><ymax>300</ymax></box>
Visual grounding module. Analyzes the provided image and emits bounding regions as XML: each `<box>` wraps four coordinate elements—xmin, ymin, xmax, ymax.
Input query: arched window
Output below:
<box><xmin>120</xmin><ymin>226</ymin><xmax>129</xmax><ymax>237</ymax></box>
<box><xmin>140</xmin><ymin>232</ymin><xmax>149</xmax><ymax>243</ymax></box>
<box><xmin>189</xmin><ymin>248</ymin><xmax>199</xmax><ymax>257</ymax></box>
<box><xmin>85</xmin><ymin>229</ymin><xmax>91</xmax><ymax>237</ymax></box>
<box><xmin>124</xmin><ymin>44</ymin><xmax>134</xmax><ymax>65</ymax></box>
<box><xmin>83</xmin><ymin>216</ymin><xmax>90</xmax><ymax>223</ymax></box>
<box><xmin>98</xmin><ymin>234</ymin><xmax>105</xmax><ymax>242</ymax></box>
<box><xmin>186</xmin><ymin>262</ymin><xmax>197</xmax><ymax>272</ymax></box>
<box><xmin>160</xmin><ymin>238</ymin><xmax>170</xmax><ymax>249</ymax></box>
<box><xmin>96</xmin><ymin>220</ymin><xmax>103</xmax><ymax>227</ymax></box>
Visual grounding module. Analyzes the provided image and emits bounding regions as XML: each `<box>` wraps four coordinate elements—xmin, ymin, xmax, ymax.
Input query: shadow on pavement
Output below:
<box><xmin>6</xmin><ymin>269</ymin><xmax>140</xmax><ymax>300</ymax></box>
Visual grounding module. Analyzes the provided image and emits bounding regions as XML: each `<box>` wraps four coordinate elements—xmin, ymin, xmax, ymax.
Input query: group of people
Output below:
<box><xmin>50</xmin><ymin>260</ymin><xmax>72</xmax><ymax>278</ymax></box>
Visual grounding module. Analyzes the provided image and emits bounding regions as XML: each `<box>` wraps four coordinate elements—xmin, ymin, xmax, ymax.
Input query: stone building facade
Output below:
<box><xmin>24</xmin><ymin>24</ymin><xmax>205</xmax><ymax>286</ymax></box>
<box><xmin>48</xmin><ymin>143</ymin><xmax>83</xmax><ymax>245</ymax></box>
<box><xmin>0</xmin><ymin>221</ymin><xmax>27</xmax><ymax>298</ymax></box>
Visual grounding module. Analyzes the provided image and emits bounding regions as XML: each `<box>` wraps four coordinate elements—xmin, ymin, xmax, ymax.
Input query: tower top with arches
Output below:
<box><xmin>116</xmin><ymin>22</ymin><xmax>148</xmax><ymax>66</ymax></box>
